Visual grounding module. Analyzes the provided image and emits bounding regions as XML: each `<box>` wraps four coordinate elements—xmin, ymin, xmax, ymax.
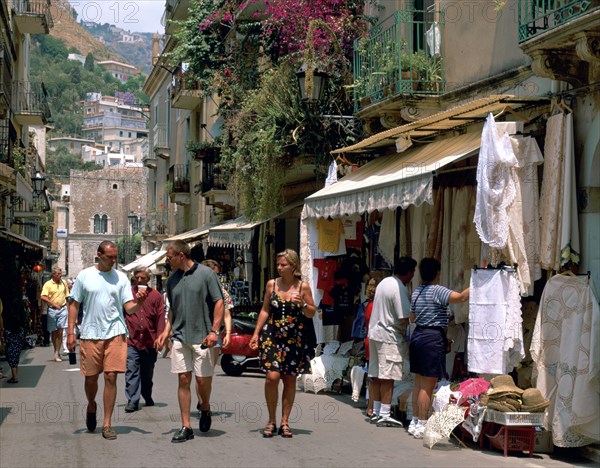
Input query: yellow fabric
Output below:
<box><xmin>317</xmin><ymin>218</ymin><xmax>344</xmax><ymax>253</ymax></box>
<box><xmin>41</xmin><ymin>279</ymin><xmax>69</xmax><ymax>307</ymax></box>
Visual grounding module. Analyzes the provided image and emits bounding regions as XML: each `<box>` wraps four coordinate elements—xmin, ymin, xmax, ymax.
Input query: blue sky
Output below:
<box><xmin>68</xmin><ymin>1</ymin><xmax>166</xmax><ymax>33</ymax></box>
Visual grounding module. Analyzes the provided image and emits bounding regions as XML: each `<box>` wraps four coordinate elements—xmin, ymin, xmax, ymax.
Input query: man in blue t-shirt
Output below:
<box><xmin>67</xmin><ymin>241</ymin><xmax>147</xmax><ymax>441</ymax></box>
<box><xmin>156</xmin><ymin>239</ymin><xmax>224</xmax><ymax>443</ymax></box>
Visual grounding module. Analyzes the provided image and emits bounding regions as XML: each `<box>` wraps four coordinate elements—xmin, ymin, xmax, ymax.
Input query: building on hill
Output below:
<box><xmin>48</xmin><ymin>136</ymin><xmax>95</xmax><ymax>155</ymax></box>
<box><xmin>82</xmin><ymin>93</ymin><xmax>148</xmax><ymax>150</ymax></box>
<box><xmin>67</xmin><ymin>53</ymin><xmax>86</xmax><ymax>65</ymax></box>
<box><xmin>96</xmin><ymin>60</ymin><xmax>139</xmax><ymax>83</ymax></box>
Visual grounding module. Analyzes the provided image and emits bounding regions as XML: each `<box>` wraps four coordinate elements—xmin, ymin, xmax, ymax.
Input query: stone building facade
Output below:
<box><xmin>66</xmin><ymin>166</ymin><xmax>147</xmax><ymax>276</ymax></box>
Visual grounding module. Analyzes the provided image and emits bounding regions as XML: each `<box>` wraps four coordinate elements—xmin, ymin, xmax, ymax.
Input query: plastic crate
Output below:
<box><xmin>485</xmin><ymin>409</ymin><xmax>545</xmax><ymax>426</ymax></box>
<box><xmin>486</xmin><ymin>425</ymin><xmax>535</xmax><ymax>457</ymax></box>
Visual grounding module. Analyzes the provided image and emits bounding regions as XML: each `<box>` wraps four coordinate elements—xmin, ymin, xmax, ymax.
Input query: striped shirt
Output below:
<box><xmin>410</xmin><ymin>284</ymin><xmax>452</xmax><ymax>327</ymax></box>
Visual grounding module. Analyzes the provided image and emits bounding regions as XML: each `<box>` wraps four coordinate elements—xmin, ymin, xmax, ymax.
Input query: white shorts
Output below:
<box><xmin>368</xmin><ymin>339</ymin><xmax>404</xmax><ymax>381</ymax></box>
<box><xmin>170</xmin><ymin>340</ymin><xmax>215</xmax><ymax>377</ymax></box>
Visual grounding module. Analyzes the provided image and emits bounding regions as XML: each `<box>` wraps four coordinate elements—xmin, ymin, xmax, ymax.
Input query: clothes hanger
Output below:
<box><xmin>560</xmin><ymin>97</ymin><xmax>573</xmax><ymax>114</ymax></box>
<box><xmin>494</xmin><ymin>105</ymin><xmax>530</xmax><ymax>123</ymax></box>
<box><xmin>559</xmin><ymin>269</ymin><xmax>576</xmax><ymax>276</ymax></box>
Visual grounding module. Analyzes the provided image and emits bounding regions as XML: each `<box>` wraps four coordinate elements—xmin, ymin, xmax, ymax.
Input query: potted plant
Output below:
<box><xmin>411</xmin><ymin>50</ymin><xmax>443</xmax><ymax>92</ymax></box>
<box><xmin>185</xmin><ymin>139</ymin><xmax>219</xmax><ymax>161</ymax></box>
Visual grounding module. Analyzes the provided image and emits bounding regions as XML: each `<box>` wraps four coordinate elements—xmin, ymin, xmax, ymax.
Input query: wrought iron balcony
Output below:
<box><xmin>152</xmin><ymin>123</ymin><xmax>170</xmax><ymax>159</ymax></box>
<box><xmin>0</xmin><ymin>45</ymin><xmax>13</xmax><ymax>118</ymax></box>
<box><xmin>12</xmin><ymin>0</ymin><xmax>53</xmax><ymax>35</ymax></box>
<box><xmin>143</xmin><ymin>209</ymin><xmax>169</xmax><ymax>237</ymax></box>
<box><xmin>171</xmin><ymin>71</ymin><xmax>203</xmax><ymax>110</ymax></box>
<box><xmin>164</xmin><ymin>0</ymin><xmax>190</xmax><ymax>35</ymax></box>
<box><xmin>142</xmin><ymin>153</ymin><xmax>157</xmax><ymax>169</ymax></box>
<box><xmin>12</xmin><ymin>80</ymin><xmax>51</xmax><ymax>126</ymax></box>
<box><xmin>168</xmin><ymin>163</ymin><xmax>190</xmax><ymax>205</ymax></box>
<box><xmin>518</xmin><ymin>0</ymin><xmax>600</xmax><ymax>43</ymax></box>
<box><xmin>353</xmin><ymin>9</ymin><xmax>445</xmax><ymax>112</ymax></box>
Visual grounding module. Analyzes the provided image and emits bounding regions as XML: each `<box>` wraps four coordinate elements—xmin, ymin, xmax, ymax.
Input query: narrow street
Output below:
<box><xmin>0</xmin><ymin>346</ymin><xmax>592</xmax><ymax>468</ymax></box>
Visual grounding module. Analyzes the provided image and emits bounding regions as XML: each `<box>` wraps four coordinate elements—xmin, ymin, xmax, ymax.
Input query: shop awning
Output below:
<box><xmin>163</xmin><ymin>223</ymin><xmax>216</xmax><ymax>244</ymax></box>
<box><xmin>303</xmin><ymin>131</ymin><xmax>482</xmax><ymax>220</ymax></box>
<box><xmin>207</xmin><ymin>217</ymin><xmax>263</xmax><ymax>248</ymax></box>
<box><xmin>0</xmin><ymin>228</ymin><xmax>46</xmax><ymax>253</ymax></box>
<box><xmin>120</xmin><ymin>249</ymin><xmax>167</xmax><ymax>273</ymax></box>
<box><xmin>332</xmin><ymin>95</ymin><xmax>547</xmax><ymax>154</ymax></box>
<box><xmin>207</xmin><ymin>201</ymin><xmax>304</xmax><ymax>249</ymax></box>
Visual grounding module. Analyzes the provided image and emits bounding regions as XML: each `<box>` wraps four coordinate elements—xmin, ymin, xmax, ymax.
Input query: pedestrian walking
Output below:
<box><xmin>124</xmin><ymin>266</ymin><xmax>165</xmax><ymax>412</ymax></box>
<box><xmin>155</xmin><ymin>240</ymin><xmax>224</xmax><ymax>443</ymax></box>
<box><xmin>66</xmin><ymin>241</ymin><xmax>147</xmax><ymax>440</ymax></box>
<box><xmin>40</xmin><ymin>267</ymin><xmax>69</xmax><ymax>362</ymax></box>
<box><xmin>249</xmin><ymin>249</ymin><xmax>316</xmax><ymax>439</ymax></box>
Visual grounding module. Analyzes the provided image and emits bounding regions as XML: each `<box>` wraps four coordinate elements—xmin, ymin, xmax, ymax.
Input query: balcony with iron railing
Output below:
<box><xmin>353</xmin><ymin>9</ymin><xmax>444</xmax><ymax>113</ymax></box>
<box><xmin>164</xmin><ymin>0</ymin><xmax>190</xmax><ymax>35</ymax></box>
<box><xmin>152</xmin><ymin>123</ymin><xmax>170</xmax><ymax>159</ymax></box>
<box><xmin>0</xmin><ymin>46</ymin><xmax>13</xmax><ymax>118</ymax></box>
<box><xmin>518</xmin><ymin>0</ymin><xmax>600</xmax><ymax>42</ymax></box>
<box><xmin>171</xmin><ymin>70</ymin><xmax>203</xmax><ymax>110</ymax></box>
<box><xmin>168</xmin><ymin>163</ymin><xmax>190</xmax><ymax>205</ymax></box>
<box><xmin>12</xmin><ymin>0</ymin><xmax>53</xmax><ymax>35</ymax></box>
<box><xmin>12</xmin><ymin>80</ymin><xmax>51</xmax><ymax>126</ymax></box>
<box><xmin>517</xmin><ymin>0</ymin><xmax>600</xmax><ymax>86</ymax></box>
<box><xmin>143</xmin><ymin>209</ymin><xmax>169</xmax><ymax>238</ymax></box>
<box><xmin>201</xmin><ymin>159</ymin><xmax>233</xmax><ymax>209</ymax></box>
<box><xmin>142</xmin><ymin>153</ymin><xmax>157</xmax><ymax>169</ymax></box>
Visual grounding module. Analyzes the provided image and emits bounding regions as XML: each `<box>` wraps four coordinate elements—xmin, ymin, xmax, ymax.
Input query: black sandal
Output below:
<box><xmin>262</xmin><ymin>422</ymin><xmax>277</xmax><ymax>438</ymax></box>
<box><xmin>278</xmin><ymin>423</ymin><xmax>293</xmax><ymax>438</ymax></box>
<box><xmin>7</xmin><ymin>377</ymin><xmax>18</xmax><ymax>384</ymax></box>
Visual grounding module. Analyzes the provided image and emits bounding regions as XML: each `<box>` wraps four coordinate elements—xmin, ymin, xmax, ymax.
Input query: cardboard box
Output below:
<box><xmin>533</xmin><ymin>429</ymin><xmax>554</xmax><ymax>453</ymax></box>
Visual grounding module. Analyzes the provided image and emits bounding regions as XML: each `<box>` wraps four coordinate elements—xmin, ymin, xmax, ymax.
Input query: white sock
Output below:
<box><xmin>380</xmin><ymin>403</ymin><xmax>391</xmax><ymax>419</ymax></box>
<box><xmin>417</xmin><ymin>419</ymin><xmax>427</xmax><ymax>427</ymax></box>
<box><xmin>373</xmin><ymin>401</ymin><xmax>381</xmax><ymax>416</ymax></box>
<box><xmin>411</xmin><ymin>416</ymin><xmax>418</xmax><ymax>425</ymax></box>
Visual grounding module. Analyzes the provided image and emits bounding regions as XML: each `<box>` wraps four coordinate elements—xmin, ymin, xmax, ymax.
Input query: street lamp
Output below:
<box><xmin>32</xmin><ymin>171</ymin><xmax>45</xmax><ymax>194</ymax></box>
<box><xmin>296</xmin><ymin>64</ymin><xmax>329</xmax><ymax>106</ymax></box>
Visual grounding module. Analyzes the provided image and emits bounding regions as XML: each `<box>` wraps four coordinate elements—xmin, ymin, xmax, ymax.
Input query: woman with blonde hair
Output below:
<box><xmin>250</xmin><ymin>249</ymin><xmax>316</xmax><ymax>438</ymax></box>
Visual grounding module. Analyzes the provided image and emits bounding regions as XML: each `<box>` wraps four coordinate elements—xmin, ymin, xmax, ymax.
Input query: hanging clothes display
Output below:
<box><xmin>474</xmin><ymin>113</ymin><xmax>518</xmax><ymax>249</ymax></box>
<box><xmin>539</xmin><ymin>113</ymin><xmax>580</xmax><ymax>271</ymax></box>
<box><xmin>378</xmin><ymin>209</ymin><xmax>396</xmax><ymax>266</ymax></box>
<box><xmin>531</xmin><ymin>274</ymin><xmax>600</xmax><ymax>448</ymax></box>
<box><xmin>505</xmin><ymin>136</ymin><xmax>544</xmax><ymax>296</ymax></box>
<box><xmin>467</xmin><ymin>268</ymin><xmax>524</xmax><ymax>374</ymax></box>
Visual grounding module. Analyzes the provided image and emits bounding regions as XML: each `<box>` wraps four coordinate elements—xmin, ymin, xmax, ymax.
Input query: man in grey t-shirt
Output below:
<box><xmin>367</xmin><ymin>256</ymin><xmax>416</xmax><ymax>427</ymax></box>
<box><xmin>156</xmin><ymin>240</ymin><xmax>224</xmax><ymax>443</ymax></box>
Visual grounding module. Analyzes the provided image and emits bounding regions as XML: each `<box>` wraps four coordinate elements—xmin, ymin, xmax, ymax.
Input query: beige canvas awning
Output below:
<box><xmin>121</xmin><ymin>249</ymin><xmax>167</xmax><ymax>273</ymax></box>
<box><xmin>333</xmin><ymin>95</ymin><xmax>546</xmax><ymax>154</ymax></box>
<box><xmin>163</xmin><ymin>223</ymin><xmax>216</xmax><ymax>244</ymax></box>
<box><xmin>303</xmin><ymin>131</ymin><xmax>482</xmax><ymax>220</ymax></box>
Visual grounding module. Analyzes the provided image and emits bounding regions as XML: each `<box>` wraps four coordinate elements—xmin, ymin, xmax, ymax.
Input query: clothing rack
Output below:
<box><xmin>473</xmin><ymin>263</ymin><xmax>517</xmax><ymax>272</ymax></box>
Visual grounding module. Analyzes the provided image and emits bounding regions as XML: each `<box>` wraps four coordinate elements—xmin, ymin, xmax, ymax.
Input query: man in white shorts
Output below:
<box><xmin>156</xmin><ymin>240</ymin><xmax>224</xmax><ymax>443</ymax></box>
<box><xmin>367</xmin><ymin>257</ymin><xmax>416</xmax><ymax>427</ymax></box>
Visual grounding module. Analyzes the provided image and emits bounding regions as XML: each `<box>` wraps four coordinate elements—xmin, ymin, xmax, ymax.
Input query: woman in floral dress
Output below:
<box><xmin>250</xmin><ymin>249</ymin><xmax>316</xmax><ymax>438</ymax></box>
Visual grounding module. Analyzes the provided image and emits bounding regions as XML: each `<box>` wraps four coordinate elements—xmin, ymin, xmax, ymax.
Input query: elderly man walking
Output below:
<box><xmin>41</xmin><ymin>267</ymin><xmax>69</xmax><ymax>362</ymax></box>
<box><xmin>67</xmin><ymin>241</ymin><xmax>147</xmax><ymax>440</ymax></box>
<box><xmin>124</xmin><ymin>266</ymin><xmax>165</xmax><ymax>412</ymax></box>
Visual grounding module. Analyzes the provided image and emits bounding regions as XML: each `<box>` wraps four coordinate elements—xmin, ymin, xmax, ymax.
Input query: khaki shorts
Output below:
<box><xmin>368</xmin><ymin>339</ymin><xmax>404</xmax><ymax>381</ymax></box>
<box><xmin>171</xmin><ymin>340</ymin><xmax>214</xmax><ymax>377</ymax></box>
<box><xmin>80</xmin><ymin>335</ymin><xmax>127</xmax><ymax>376</ymax></box>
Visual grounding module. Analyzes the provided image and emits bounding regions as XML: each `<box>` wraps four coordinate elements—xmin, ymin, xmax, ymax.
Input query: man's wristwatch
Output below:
<box><xmin>209</xmin><ymin>330</ymin><xmax>219</xmax><ymax>336</ymax></box>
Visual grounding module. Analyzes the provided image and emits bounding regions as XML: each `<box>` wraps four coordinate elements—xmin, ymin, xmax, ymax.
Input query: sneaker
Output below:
<box><xmin>413</xmin><ymin>424</ymin><xmax>426</xmax><ymax>439</ymax></box>
<box><xmin>369</xmin><ymin>414</ymin><xmax>381</xmax><ymax>424</ymax></box>
<box><xmin>102</xmin><ymin>426</ymin><xmax>117</xmax><ymax>440</ymax></box>
<box><xmin>199</xmin><ymin>410</ymin><xmax>212</xmax><ymax>433</ymax></box>
<box><xmin>407</xmin><ymin>419</ymin><xmax>417</xmax><ymax>435</ymax></box>
<box><xmin>172</xmin><ymin>426</ymin><xmax>194</xmax><ymax>443</ymax></box>
<box><xmin>376</xmin><ymin>415</ymin><xmax>403</xmax><ymax>427</ymax></box>
<box><xmin>124</xmin><ymin>402</ymin><xmax>139</xmax><ymax>413</ymax></box>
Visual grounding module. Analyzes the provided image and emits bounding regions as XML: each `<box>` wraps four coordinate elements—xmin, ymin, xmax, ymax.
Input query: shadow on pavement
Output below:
<box><xmin>0</xmin><ymin>365</ymin><xmax>45</xmax><ymax>388</ymax></box>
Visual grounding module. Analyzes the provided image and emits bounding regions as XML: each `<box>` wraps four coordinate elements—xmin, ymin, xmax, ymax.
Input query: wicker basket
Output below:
<box><xmin>485</xmin><ymin>409</ymin><xmax>545</xmax><ymax>426</ymax></box>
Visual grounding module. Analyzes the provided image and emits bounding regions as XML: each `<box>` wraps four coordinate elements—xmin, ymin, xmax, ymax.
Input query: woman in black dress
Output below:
<box><xmin>250</xmin><ymin>249</ymin><xmax>316</xmax><ymax>438</ymax></box>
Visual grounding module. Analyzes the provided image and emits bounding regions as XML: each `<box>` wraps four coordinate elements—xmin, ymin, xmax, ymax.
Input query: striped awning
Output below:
<box><xmin>121</xmin><ymin>249</ymin><xmax>167</xmax><ymax>273</ymax></box>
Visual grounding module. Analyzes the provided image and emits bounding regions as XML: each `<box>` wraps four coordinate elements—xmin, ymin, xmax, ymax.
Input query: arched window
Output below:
<box><xmin>93</xmin><ymin>214</ymin><xmax>101</xmax><ymax>233</ymax></box>
<box><xmin>101</xmin><ymin>215</ymin><xmax>108</xmax><ymax>233</ymax></box>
